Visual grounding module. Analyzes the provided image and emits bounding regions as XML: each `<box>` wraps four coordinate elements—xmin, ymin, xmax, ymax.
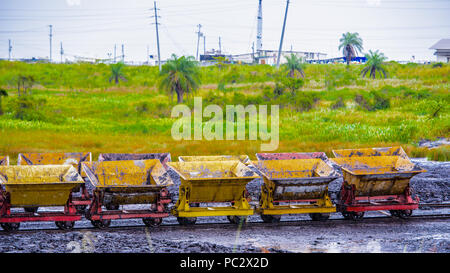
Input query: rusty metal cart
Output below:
<box><xmin>0</xmin><ymin>165</ymin><xmax>84</xmax><ymax>231</ymax></box>
<box><xmin>82</xmin><ymin>159</ymin><xmax>173</xmax><ymax>228</ymax></box>
<box><xmin>331</xmin><ymin>150</ymin><xmax>425</xmax><ymax>220</ymax></box>
<box><xmin>17</xmin><ymin>152</ymin><xmax>92</xmax><ymax>213</ymax></box>
<box><xmin>168</xmin><ymin>161</ymin><xmax>259</xmax><ymax>225</ymax></box>
<box><xmin>255</xmin><ymin>158</ymin><xmax>339</xmax><ymax>222</ymax></box>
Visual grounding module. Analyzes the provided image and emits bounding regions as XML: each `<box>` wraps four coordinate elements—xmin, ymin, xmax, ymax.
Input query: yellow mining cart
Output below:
<box><xmin>331</xmin><ymin>154</ymin><xmax>425</xmax><ymax>220</ymax></box>
<box><xmin>98</xmin><ymin>153</ymin><xmax>171</xmax><ymax>169</ymax></box>
<box><xmin>332</xmin><ymin>146</ymin><xmax>408</xmax><ymax>159</ymax></box>
<box><xmin>255</xmin><ymin>159</ymin><xmax>339</xmax><ymax>222</ymax></box>
<box><xmin>178</xmin><ymin>155</ymin><xmax>251</xmax><ymax>165</ymax></box>
<box><xmin>0</xmin><ymin>165</ymin><xmax>84</xmax><ymax>231</ymax></box>
<box><xmin>168</xmin><ymin>161</ymin><xmax>259</xmax><ymax>225</ymax></box>
<box><xmin>82</xmin><ymin>159</ymin><xmax>173</xmax><ymax>228</ymax></box>
<box><xmin>0</xmin><ymin>156</ymin><xmax>9</xmax><ymax>166</ymax></box>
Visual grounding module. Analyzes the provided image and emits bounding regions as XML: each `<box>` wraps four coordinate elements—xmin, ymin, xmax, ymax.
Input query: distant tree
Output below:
<box><xmin>0</xmin><ymin>89</ymin><xmax>7</xmax><ymax>115</ymax></box>
<box><xmin>16</xmin><ymin>75</ymin><xmax>35</xmax><ymax>96</ymax></box>
<box><xmin>283</xmin><ymin>54</ymin><xmax>305</xmax><ymax>78</ymax></box>
<box><xmin>159</xmin><ymin>54</ymin><xmax>200</xmax><ymax>103</ymax></box>
<box><xmin>109</xmin><ymin>62</ymin><xmax>127</xmax><ymax>84</ymax></box>
<box><xmin>339</xmin><ymin>32</ymin><xmax>363</xmax><ymax>67</ymax></box>
<box><xmin>360</xmin><ymin>50</ymin><xmax>388</xmax><ymax>79</ymax></box>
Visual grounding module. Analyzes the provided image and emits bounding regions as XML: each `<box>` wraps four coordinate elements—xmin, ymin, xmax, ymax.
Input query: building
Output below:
<box><xmin>430</xmin><ymin>39</ymin><xmax>450</xmax><ymax>63</ymax></box>
<box><xmin>231</xmin><ymin>50</ymin><xmax>327</xmax><ymax>65</ymax></box>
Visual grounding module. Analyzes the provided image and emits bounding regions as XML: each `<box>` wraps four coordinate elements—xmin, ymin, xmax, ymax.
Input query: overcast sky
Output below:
<box><xmin>1</xmin><ymin>0</ymin><xmax>449</xmax><ymax>62</ymax></box>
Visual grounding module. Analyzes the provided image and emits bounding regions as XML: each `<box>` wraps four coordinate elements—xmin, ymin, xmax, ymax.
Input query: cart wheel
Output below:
<box><xmin>55</xmin><ymin>221</ymin><xmax>75</xmax><ymax>230</ymax></box>
<box><xmin>76</xmin><ymin>205</ymin><xmax>87</xmax><ymax>214</ymax></box>
<box><xmin>105</xmin><ymin>204</ymin><xmax>120</xmax><ymax>210</ymax></box>
<box><xmin>398</xmin><ymin>210</ymin><xmax>412</xmax><ymax>219</ymax></box>
<box><xmin>309</xmin><ymin>213</ymin><xmax>330</xmax><ymax>221</ymax></box>
<box><xmin>91</xmin><ymin>219</ymin><xmax>111</xmax><ymax>229</ymax></box>
<box><xmin>227</xmin><ymin>215</ymin><xmax>248</xmax><ymax>225</ymax></box>
<box><xmin>1</xmin><ymin>223</ymin><xmax>20</xmax><ymax>232</ymax></box>
<box><xmin>24</xmin><ymin>207</ymin><xmax>39</xmax><ymax>213</ymax></box>
<box><xmin>177</xmin><ymin>217</ymin><xmax>197</xmax><ymax>226</ymax></box>
<box><xmin>389</xmin><ymin>210</ymin><xmax>399</xmax><ymax>217</ymax></box>
<box><xmin>260</xmin><ymin>214</ymin><xmax>282</xmax><ymax>223</ymax></box>
<box><xmin>342</xmin><ymin>212</ymin><xmax>352</xmax><ymax>220</ymax></box>
<box><xmin>349</xmin><ymin>212</ymin><xmax>364</xmax><ymax>221</ymax></box>
<box><xmin>143</xmin><ymin>217</ymin><xmax>163</xmax><ymax>227</ymax></box>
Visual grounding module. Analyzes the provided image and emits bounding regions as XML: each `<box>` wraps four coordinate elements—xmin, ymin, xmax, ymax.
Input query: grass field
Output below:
<box><xmin>0</xmin><ymin>60</ymin><xmax>448</xmax><ymax>163</ymax></box>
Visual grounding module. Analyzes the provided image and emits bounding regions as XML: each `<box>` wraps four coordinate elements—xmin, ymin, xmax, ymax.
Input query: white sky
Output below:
<box><xmin>1</xmin><ymin>0</ymin><xmax>449</xmax><ymax>62</ymax></box>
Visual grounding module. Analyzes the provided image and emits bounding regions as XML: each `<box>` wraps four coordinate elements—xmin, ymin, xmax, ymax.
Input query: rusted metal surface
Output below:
<box><xmin>331</xmin><ymin>156</ymin><xmax>425</xmax><ymax>196</ymax></box>
<box><xmin>82</xmin><ymin>159</ymin><xmax>173</xmax><ymax>188</ymax></box>
<box><xmin>168</xmin><ymin>161</ymin><xmax>258</xmax><ymax>217</ymax></box>
<box><xmin>256</xmin><ymin>159</ymin><xmax>339</xmax><ymax>201</ymax></box>
<box><xmin>178</xmin><ymin>155</ymin><xmax>251</xmax><ymax>165</ymax></box>
<box><xmin>332</xmin><ymin>146</ymin><xmax>408</xmax><ymax>159</ymax></box>
<box><xmin>82</xmin><ymin>159</ymin><xmax>173</xmax><ymax>206</ymax></box>
<box><xmin>0</xmin><ymin>165</ymin><xmax>83</xmax><ymax>206</ymax></box>
<box><xmin>256</xmin><ymin>152</ymin><xmax>329</xmax><ymax>161</ymax></box>
<box><xmin>17</xmin><ymin>152</ymin><xmax>92</xmax><ymax>175</ymax></box>
<box><xmin>98</xmin><ymin>153</ymin><xmax>171</xmax><ymax>169</ymax></box>
<box><xmin>0</xmin><ymin>156</ymin><xmax>9</xmax><ymax>166</ymax></box>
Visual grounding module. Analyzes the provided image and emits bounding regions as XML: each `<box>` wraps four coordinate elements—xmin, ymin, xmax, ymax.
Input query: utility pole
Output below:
<box><xmin>256</xmin><ymin>0</ymin><xmax>263</xmax><ymax>58</ymax></box>
<box><xmin>8</xmin><ymin>39</ymin><xmax>12</xmax><ymax>61</ymax></box>
<box><xmin>196</xmin><ymin>24</ymin><xmax>202</xmax><ymax>61</ymax></box>
<box><xmin>60</xmin><ymin>42</ymin><xmax>64</xmax><ymax>63</ymax></box>
<box><xmin>121</xmin><ymin>44</ymin><xmax>125</xmax><ymax>62</ymax></box>
<box><xmin>114</xmin><ymin>44</ymin><xmax>116</xmax><ymax>63</ymax></box>
<box><xmin>49</xmin><ymin>25</ymin><xmax>53</xmax><ymax>62</ymax></box>
<box><xmin>218</xmin><ymin>36</ymin><xmax>221</xmax><ymax>54</ymax></box>
<box><xmin>252</xmin><ymin>42</ymin><xmax>255</xmax><ymax>63</ymax></box>
<box><xmin>153</xmin><ymin>1</ymin><xmax>161</xmax><ymax>71</ymax></box>
<box><xmin>203</xmin><ymin>35</ymin><xmax>206</xmax><ymax>56</ymax></box>
<box><xmin>276</xmin><ymin>0</ymin><xmax>289</xmax><ymax>68</ymax></box>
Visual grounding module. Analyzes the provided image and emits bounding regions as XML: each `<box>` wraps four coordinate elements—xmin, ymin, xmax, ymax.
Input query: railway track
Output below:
<box><xmin>9</xmin><ymin>211</ymin><xmax>450</xmax><ymax>234</ymax></box>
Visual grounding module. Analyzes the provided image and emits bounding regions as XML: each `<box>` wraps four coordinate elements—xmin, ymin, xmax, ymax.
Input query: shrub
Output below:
<box><xmin>355</xmin><ymin>91</ymin><xmax>390</xmax><ymax>111</ymax></box>
<box><xmin>330</xmin><ymin>97</ymin><xmax>345</xmax><ymax>110</ymax></box>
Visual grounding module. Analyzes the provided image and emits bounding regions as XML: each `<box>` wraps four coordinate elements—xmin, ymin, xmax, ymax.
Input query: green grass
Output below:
<box><xmin>0</xmin><ymin>60</ymin><xmax>448</xmax><ymax>161</ymax></box>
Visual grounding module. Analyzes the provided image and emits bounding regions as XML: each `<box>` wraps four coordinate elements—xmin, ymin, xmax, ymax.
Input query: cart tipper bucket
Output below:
<box><xmin>255</xmin><ymin>159</ymin><xmax>338</xmax><ymax>221</ymax></box>
<box><xmin>178</xmin><ymin>155</ymin><xmax>251</xmax><ymax>165</ymax></box>
<box><xmin>331</xmin><ymin>155</ymin><xmax>425</xmax><ymax>219</ymax></box>
<box><xmin>331</xmin><ymin>156</ymin><xmax>424</xmax><ymax>196</ymax></box>
<box><xmin>18</xmin><ymin>152</ymin><xmax>92</xmax><ymax>175</ymax></box>
<box><xmin>0</xmin><ymin>156</ymin><xmax>8</xmax><ymax>166</ymax></box>
<box><xmin>332</xmin><ymin>146</ymin><xmax>408</xmax><ymax>159</ymax></box>
<box><xmin>168</xmin><ymin>161</ymin><xmax>259</xmax><ymax>223</ymax></box>
<box><xmin>81</xmin><ymin>159</ymin><xmax>173</xmax><ymax>228</ymax></box>
<box><xmin>82</xmin><ymin>159</ymin><xmax>173</xmax><ymax>203</ymax></box>
<box><xmin>98</xmin><ymin>153</ymin><xmax>171</xmax><ymax>169</ymax></box>
<box><xmin>0</xmin><ymin>165</ymin><xmax>83</xmax><ymax>207</ymax></box>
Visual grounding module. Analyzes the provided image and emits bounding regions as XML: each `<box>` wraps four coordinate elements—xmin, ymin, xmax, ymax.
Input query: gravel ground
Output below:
<box><xmin>0</xmin><ymin>158</ymin><xmax>448</xmax><ymax>253</ymax></box>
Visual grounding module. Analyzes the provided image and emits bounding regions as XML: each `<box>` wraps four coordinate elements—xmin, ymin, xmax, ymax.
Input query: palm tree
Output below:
<box><xmin>339</xmin><ymin>32</ymin><xmax>363</xmax><ymax>67</ymax></box>
<box><xmin>283</xmin><ymin>54</ymin><xmax>305</xmax><ymax>78</ymax></box>
<box><xmin>360</xmin><ymin>50</ymin><xmax>388</xmax><ymax>79</ymax></box>
<box><xmin>0</xmin><ymin>89</ymin><xmax>7</xmax><ymax>115</ymax></box>
<box><xmin>109</xmin><ymin>62</ymin><xmax>127</xmax><ymax>84</ymax></box>
<box><xmin>159</xmin><ymin>54</ymin><xmax>200</xmax><ymax>103</ymax></box>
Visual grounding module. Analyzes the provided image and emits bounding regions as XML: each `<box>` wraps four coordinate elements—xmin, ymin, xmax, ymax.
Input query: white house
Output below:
<box><xmin>430</xmin><ymin>39</ymin><xmax>450</xmax><ymax>63</ymax></box>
